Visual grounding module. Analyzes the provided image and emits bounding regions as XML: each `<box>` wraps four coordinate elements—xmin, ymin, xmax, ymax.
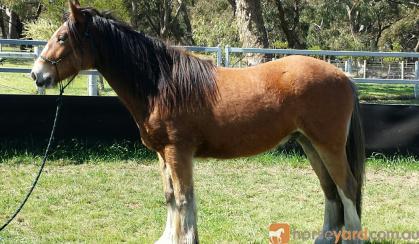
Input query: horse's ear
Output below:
<box><xmin>69</xmin><ymin>0</ymin><xmax>84</xmax><ymax>23</ymax></box>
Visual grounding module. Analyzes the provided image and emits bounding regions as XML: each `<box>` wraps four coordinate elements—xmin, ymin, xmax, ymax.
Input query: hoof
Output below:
<box><xmin>155</xmin><ymin>236</ymin><xmax>171</xmax><ymax>244</ymax></box>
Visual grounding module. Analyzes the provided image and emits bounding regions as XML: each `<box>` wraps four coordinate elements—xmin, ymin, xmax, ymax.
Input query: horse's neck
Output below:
<box><xmin>99</xmin><ymin>70</ymin><xmax>149</xmax><ymax>125</ymax></box>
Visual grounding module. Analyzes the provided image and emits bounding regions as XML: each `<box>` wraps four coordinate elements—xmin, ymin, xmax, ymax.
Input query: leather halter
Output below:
<box><xmin>39</xmin><ymin>18</ymin><xmax>91</xmax><ymax>85</ymax></box>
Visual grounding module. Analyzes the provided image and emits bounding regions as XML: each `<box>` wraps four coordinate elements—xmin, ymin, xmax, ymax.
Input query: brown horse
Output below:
<box><xmin>31</xmin><ymin>1</ymin><xmax>365</xmax><ymax>243</ymax></box>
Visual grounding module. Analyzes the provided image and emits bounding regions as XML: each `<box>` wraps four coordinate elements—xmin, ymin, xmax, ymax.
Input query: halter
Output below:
<box><xmin>40</xmin><ymin>51</ymin><xmax>74</xmax><ymax>89</ymax></box>
<box><xmin>39</xmin><ymin>17</ymin><xmax>91</xmax><ymax>94</ymax></box>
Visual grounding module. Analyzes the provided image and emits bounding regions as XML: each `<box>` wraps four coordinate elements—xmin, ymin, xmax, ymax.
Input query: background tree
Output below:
<box><xmin>2</xmin><ymin>0</ymin><xmax>417</xmax><ymax>53</ymax></box>
<box><xmin>125</xmin><ymin>0</ymin><xmax>195</xmax><ymax>45</ymax></box>
<box><xmin>191</xmin><ymin>0</ymin><xmax>239</xmax><ymax>47</ymax></box>
<box><xmin>234</xmin><ymin>0</ymin><xmax>269</xmax><ymax>64</ymax></box>
<box><xmin>272</xmin><ymin>0</ymin><xmax>306</xmax><ymax>48</ymax></box>
<box><xmin>0</xmin><ymin>0</ymin><xmax>42</xmax><ymax>39</ymax></box>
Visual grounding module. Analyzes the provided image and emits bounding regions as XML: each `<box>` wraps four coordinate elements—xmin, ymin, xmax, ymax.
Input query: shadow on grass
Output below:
<box><xmin>0</xmin><ymin>138</ymin><xmax>156</xmax><ymax>164</ymax></box>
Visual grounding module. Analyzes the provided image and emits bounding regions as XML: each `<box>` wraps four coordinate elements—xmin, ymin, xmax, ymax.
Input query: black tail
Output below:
<box><xmin>346</xmin><ymin>82</ymin><xmax>366</xmax><ymax>219</ymax></box>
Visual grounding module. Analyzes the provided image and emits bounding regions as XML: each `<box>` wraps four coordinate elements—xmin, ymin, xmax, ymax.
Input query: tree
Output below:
<box><xmin>0</xmin><ymin>9</ymin><xmax>6</xmax><ymax>38</ymax></box>
<box><xmin>235</xmin><ymin>0</ymin><xmax>269</xmax><ymax>64</ymax></box>
<box><xmin>272</xmin><ymin>0</ymin><xmax>306</xmax><ymax>49</ymax></box>
<box><xmin>191</xmin><ymin>0</ymin><xmax>239</xmax><ymax>47</ymax></box>
<box><xmin>0</xmin><ymin>0</ymin><xmax>42</xmax><ymax>39</ymax></box>
<box><xmin>125</xmin><ymin>0</ymin><xmax>195</xmax><ymax>44</ymax></box>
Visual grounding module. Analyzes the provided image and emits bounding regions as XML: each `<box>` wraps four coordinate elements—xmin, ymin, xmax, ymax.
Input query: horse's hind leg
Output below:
<box><xmin>297</xmin><ymin>135</ymin><xmax>343</xmax><ymax>244</ymax></box>
<box><xmin>155</xmin><ymin>153</ymin><xmax>176</xmax><ymax>244</ymax></box>
<box><xmin>313</xmin><ymin>144</ymin><xmax>362</xmax><ymax>243</ymax></box>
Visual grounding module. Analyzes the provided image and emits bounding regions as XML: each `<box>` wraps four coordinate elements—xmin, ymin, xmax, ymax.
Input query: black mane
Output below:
<box><xmin>67</xmin><ymin>8</ymin><xmax>218</xmax><ymax>115</ymax></box>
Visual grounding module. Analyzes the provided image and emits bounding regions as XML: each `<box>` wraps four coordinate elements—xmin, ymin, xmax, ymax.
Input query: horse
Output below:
<box><xmin>30</xmin><ymin>1</ymin><xmax>365</xmax><ymax>243</ymax></box>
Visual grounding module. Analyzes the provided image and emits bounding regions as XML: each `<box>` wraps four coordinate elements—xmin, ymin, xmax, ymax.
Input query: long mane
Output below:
<box><xmin>67</xmin><ymin>8</ymin><xmax>219</xmax><ymax>116</ymax></box>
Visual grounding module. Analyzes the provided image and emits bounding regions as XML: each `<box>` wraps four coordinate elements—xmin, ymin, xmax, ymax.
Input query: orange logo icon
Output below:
<box><xmin>269</xmin><ymin>223</ymin><xmax>290</xmax><ymax>244</ymax></box>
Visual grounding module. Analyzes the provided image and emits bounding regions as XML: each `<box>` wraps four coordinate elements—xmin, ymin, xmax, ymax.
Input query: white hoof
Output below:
<box><xmin>155</xmin><ymin>235</ymin><xmax>172</xmax><ymax>244</ymax></box>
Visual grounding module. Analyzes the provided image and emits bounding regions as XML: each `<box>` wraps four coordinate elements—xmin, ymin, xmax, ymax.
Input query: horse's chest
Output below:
<box><xmin>138</xmin><ymin>123</ymin><xmax>168</xmax><ymax>151</ymax></box>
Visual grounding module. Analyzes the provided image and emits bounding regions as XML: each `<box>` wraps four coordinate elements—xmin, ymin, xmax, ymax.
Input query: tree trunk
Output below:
<box><xmin>6</xmin><ymin>8</ymin><xmax>18</xmax><ymax>39</ymax></box>
<box><xmin>35</xmin><ymin>3</ymin><xmax>43</xmax><ymax>20</ymax></box>
<box><xmin>345</xmin><ymin>3</ymin><xmax>360</xmax><ymax>41</ymax></box>
<box><xmin>274</xmin><ymin>0</ymin><xmax>303</xmax><ymax>49</ymax></box>
<box><xmin>235</xmin><ymin>0</ymin><xmax>269</xmax><ymax>65</ymax></box>
<box><xmin>160</xmin><ymin>0</ymin><xmax>172</xmax><ymax>38</ymax></box>
<box><xmin>179</xmin><ymin>0</ymin><xmax>195</xmax><ymax>45</ymax></box>
<box><xmin>130</xmin><ymin>1</ymin><xmax>139</xmax><ymax>29</ymax></box>
<box><xmin>228</xmin><ymin>0</ymin><xmax>237</xmax><ymax>15</ymax></box>
<box><xmin>0</xmin><ymin>9</ymin><xmax>6</xmax><ymax>39</ymax></box>
<box><xmin>415</xmin><ymin>39</ymin><xmax>419</xmax><ymax>53</ymax></box>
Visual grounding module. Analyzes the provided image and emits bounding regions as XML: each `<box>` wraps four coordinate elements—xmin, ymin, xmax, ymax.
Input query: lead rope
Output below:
<box><xmin>0</xmin><ymin>75</ymin><xmax>75</xmax><ymax>233</ymax></box>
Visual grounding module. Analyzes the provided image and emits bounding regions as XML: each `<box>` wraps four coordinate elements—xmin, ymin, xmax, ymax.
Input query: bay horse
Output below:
<box><xmin>31</xmin><ymin>1</ymin><xmax>365</xmax><ymax>243</ymax></box>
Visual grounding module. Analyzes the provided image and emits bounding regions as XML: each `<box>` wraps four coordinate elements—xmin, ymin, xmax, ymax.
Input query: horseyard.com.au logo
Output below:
<box><xmin>268</xmin><ymin>223</ymin><xmax>419</xmax><ymax>243</ymax></box>
<box><xmin>269</xmin><ymin>223</ymin><xmax>290</xmax><ymax>244</ymax></box>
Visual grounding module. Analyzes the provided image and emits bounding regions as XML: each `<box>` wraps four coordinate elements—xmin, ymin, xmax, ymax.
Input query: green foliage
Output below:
<box><xmin>271</xmin><ymin>41</ymin><xmax>288</xmax><ymax>49</ymax></box>
<box><xmin>191</xmin><ymin>0</ymin><xmax>239</xmax><ymax>47</ymax></box>
<box><xmin>23</xmin><ymin>17</ymin><xmax>60</xmax><ymax>40</ymax></box>
<box><xmin>379</xmin><ymin>8</ymin><xmax>419</xmax><ymax>52</ymax></box>
<box><xmin>7</xmin><ymin>0</ymin><xmax>419</xmax><ymax>51</ymax></box>
<box><xmin>37</xmin><ymin>0</ymin><xmax>129</xmax><ymax>26</ymax></box>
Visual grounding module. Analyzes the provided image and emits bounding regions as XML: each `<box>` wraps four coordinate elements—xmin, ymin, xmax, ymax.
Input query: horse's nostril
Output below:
<box><xmin>36</xmin><ymin>79</ymin><xmax>43</xmax><ymax>87</ymax></box>
<box><xmin>30</xmin><ymin>71</ymin><xmax>37</xmax><ymax>81</ymax></box>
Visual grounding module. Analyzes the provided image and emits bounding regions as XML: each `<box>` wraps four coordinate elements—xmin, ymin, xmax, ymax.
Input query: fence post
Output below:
<box><xmin>401</xmin><ymin>61</ymin><xmax>404</xmax><ymax>79</ymax></box>
<box><xmin>34</xmin><ymin>46</ymin><xmax>45</xmax><ymax>95</ymax></box>
<box><xmin>363</xmin><ymin>60</ymin><xmax>367</xmax><ymax>78</ymax></box>
<box><xmin>88</xmin><ymin>74</ymin><xmax>98</xmax><ymax>96</ymax></box>
<box><xmin>345</xmin><ymin>59</ymin><xmax>352</xmax><ymax>75</ymax></box>
<box><xmin>225</xmin><ymin>45</ymin><xmax>230</xmax><ymax>67</ymax></box>
<box><xmin>415</xmin><ymin>61</ymin><xmax>419</xmax><ymax>99</ymax></box>
<box><xmin>216</xmin><ymin>45</ymin><xmax>222</xmax><ymax>66</ymax></box>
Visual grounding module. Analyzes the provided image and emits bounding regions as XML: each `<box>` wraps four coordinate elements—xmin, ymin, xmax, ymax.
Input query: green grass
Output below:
<box><xmin>357</xmin><ymin>83</ymin><xmax>417</xmax><ymax>104</ymax></box>
<box><xmin>0</xmin><ymin>59</ymin><xmax>116</xmax><ymax>96</ymax></box>
<box><xmin>0</xmin><ymin>146</ymin><xmax>418</xmax><ymax>243</ymax></box>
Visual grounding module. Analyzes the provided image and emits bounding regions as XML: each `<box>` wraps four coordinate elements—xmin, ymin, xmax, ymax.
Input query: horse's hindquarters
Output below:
<box><xmin>195</xmin><ymin>56</ymin><xmax>354</xmax><ymax>159</ymax></box>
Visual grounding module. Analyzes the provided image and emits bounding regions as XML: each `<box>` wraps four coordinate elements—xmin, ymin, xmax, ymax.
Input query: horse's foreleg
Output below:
<box><xmin>164</xmin><ymin>146</ymin><xmax>198</xmax><ymax>244</ymax></box>
<box><xmin>156</xmin><ymin>153</ymin><xmax>176</xmax><ymax>244</ymax></box>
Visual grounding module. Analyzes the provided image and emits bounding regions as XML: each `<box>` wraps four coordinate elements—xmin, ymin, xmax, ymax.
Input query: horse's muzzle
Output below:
<box><xmin>31</xmin><ymin>70</ymin><xmax>52</xmax><ymax>87</ymax></box>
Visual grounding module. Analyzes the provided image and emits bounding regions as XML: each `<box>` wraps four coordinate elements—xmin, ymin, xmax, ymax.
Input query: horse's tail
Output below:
<box><xmin>346</xmin><ymin>82</ymin><xmax>366</xmax><ymax>219</ymax></box>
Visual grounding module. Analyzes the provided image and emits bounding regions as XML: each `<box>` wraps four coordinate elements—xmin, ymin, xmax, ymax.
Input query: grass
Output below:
<box><xmin>0</xmin><ymin>143</ymin><xmax>418</xmax><ymax>243</ymax></box>
<box><xmin>357</xmin><ymin>83</ymin><xmax>417</xmax><ymax>105</ymax></box>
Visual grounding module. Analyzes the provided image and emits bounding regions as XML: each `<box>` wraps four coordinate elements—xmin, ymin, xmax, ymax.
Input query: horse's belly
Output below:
<box><xmin>195</xmin><ymin>113</ymin><xmax>295</xmax><ymax>158</ymax></box>
<box><xmin>196</xmin><ymin>133</ymin><xmax>291</xmax><ymax>158</ymax></box>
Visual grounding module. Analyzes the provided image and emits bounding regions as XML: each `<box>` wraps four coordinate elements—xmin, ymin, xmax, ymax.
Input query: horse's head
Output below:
<box><xmin>31</xmin><ymin>0</ymin><xmax>95</xmax><ymax>88</ymax></box>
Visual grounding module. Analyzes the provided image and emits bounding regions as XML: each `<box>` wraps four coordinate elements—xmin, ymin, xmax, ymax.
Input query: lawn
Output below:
<box><xmin>0</xmin><ymin>150</ymin><xmax>418</xmax><ymax>243</ymax></box>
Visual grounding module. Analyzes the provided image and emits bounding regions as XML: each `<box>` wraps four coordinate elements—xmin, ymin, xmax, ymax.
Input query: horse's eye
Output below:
<box><xmin>58</xmin><ymin>34</ymin><xmax>68</xmax><ymax>44</ymax></box>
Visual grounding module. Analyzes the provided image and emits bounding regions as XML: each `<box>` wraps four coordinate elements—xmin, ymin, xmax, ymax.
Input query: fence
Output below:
<box><xmin>1</xmin><ymin>39</ymin><xmax>419</xmax><ymax>97</ymax></box>
<box><xmin>0</xmin><ymin>39</ymin><xmax>223</xmax><ymax>96</ymax></box>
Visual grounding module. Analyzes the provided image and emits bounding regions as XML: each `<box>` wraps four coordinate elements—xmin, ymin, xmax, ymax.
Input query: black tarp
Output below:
<box><xmin>1</xmin><ymin>95</ymin><xmax>419</xmax><ymax>155</ymax></box>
